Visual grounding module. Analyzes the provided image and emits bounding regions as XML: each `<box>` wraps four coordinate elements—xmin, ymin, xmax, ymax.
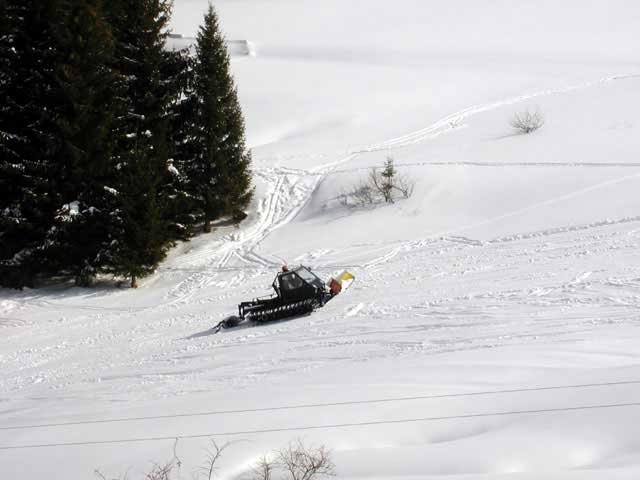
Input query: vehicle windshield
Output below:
<box><xmin>280</xmin><ymin>273</ymin><xmax>304</xmax><ymax>291</ymax></box>
<box><xmin>295</xmin><ymin>267</ymin><xmax>319</xmax><ymax>284</ymax></box>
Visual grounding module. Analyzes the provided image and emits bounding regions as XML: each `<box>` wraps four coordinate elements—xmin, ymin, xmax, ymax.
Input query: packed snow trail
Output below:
<box><xmin>162</xmin><ymin>71</ymin><xmax>640</xmax><ymax>294</ymax></box>
<box><xmin>3</xmin><ymin>218</ymin><xmax>640</xmax><ymax>462</ymax></box>
<box><xmin>2</xmin><ymin>68</ymin><xmax>640</xmax><ymax>480</ymax></box>
<box><xmin>3</xmin><ymin>206</ymin><xmax>640</xmax><ymax>401</ymax></box>
<box><xmin>355</xmin><ymin>73</ymin><xmax>640</xmax><ymax>153</ymax></box>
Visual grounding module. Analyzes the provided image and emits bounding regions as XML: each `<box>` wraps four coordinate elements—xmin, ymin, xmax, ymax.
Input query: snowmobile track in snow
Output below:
<box><xmin>354</xmin><ymin>73</ymin><xmax>640</xmax><ymax>153</ymax></box>
<box><xmin>4</xmin><ymin>73</ymin><xmax>638</xmax><ymax>396</ymax></box>
<box><xmin>164</xmin><ymin>72</ymin><xmax>640</xmax><ymax>296</ymax></box>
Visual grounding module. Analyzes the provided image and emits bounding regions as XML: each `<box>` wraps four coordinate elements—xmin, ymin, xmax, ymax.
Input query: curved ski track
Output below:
<box><xmin>3</xmin><ymin>73</ymin><xmax>638</xmax><ymax>318</ymax></box>
<box><xmin>163</xmin><ymin>72</ymin><xmax>640</xmax><ymax>298</ymax></box>
<box><xmin>3</xmin><ymin>73</ymin><xmax>639</xmax><ymax>400</ymax></box>
<box><xmin>356</xmin><ymin>73</ymin><xmax>640</xmax><ymax>154</ymax></box>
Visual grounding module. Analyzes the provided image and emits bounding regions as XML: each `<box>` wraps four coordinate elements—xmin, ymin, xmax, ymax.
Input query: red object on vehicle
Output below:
<box><xmin>329</xmin><ymin>278</ymin><xmax>342</xmax><ymax>296</ymax></box>
<box><xmin>282</xmin><ymin>265</ymin><xmax>289</xmax><ymax>272</ymax></box>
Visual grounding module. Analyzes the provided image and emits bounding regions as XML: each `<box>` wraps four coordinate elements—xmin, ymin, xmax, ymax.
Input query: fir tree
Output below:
<box><xmin>42</xmin><ymin>0</ymin><xmax>121</xmax><ymax>285</ymax></box>
<box><xmin>104</xmin><ymin>0</ymin><xmax>174</xmax><ymax>287</ymax></box>
<box><xmin>0</xmin><ymin>0</ymin><xmax>16</xmax><ymax>205</ymax></box>
<box><xmin>0</xmin><ymin>0</ymin><xmax>20</xmax><ymax>286</ymax></box>
<box><xmin>0</xmin><ymin>0</ymin><xmax>64</xmax><ymax>288</ymax></box>
<box><xmin>188</xmin><ymin>5</ymin><xmax>253</xmax><ymax>233</ymax></box>
<box><xmin>380</xmin><ymin>157</ymin><xmax>396</xmax><ymax>203</ymax></box>
<box><xmin>0</xmin><ymin>0</ymin><xmax>9</xmax><ymax>78</ymax></box>
<box><xmin>164</xmin><ymin>47</ymin><xmax>199</xmax><ymax>238</ymax></box>
<box><xmin>1</xmin><ymin>0</ymin><xmax>252</xmax><ymax>289</ymax></box>
<box><xmin>109</xmin><ymin>139</ymin><xmax>167</xmax><ymax>289</ymax></box>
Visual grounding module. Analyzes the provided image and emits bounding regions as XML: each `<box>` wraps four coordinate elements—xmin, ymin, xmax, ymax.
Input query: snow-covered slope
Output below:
<box><xmin>2</xmin><ymin>1</ymin><xmax>640</xmax><ymax>479</ymax></box>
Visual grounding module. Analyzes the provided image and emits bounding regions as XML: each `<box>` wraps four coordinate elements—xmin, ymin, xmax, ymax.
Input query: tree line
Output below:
<box><xmin>0</xmin><ymin>0</ymin><xmax>253</xmax><ymax>289</ymax></box>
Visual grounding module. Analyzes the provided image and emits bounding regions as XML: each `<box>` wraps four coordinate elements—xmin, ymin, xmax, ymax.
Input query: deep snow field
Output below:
<box><xmin>3</xmin><ymin>1</ymin><xmax>640</xmax><ymax>478</ymax></box>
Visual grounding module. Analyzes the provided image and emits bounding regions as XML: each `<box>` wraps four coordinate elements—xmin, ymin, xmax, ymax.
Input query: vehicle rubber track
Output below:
<box><xmin>245</xmin><ymin>298</ymin><xmax>317</xmax><ymax>323</ymax></box>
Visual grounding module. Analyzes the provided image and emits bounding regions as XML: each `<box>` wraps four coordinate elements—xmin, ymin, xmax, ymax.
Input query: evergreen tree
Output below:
<box><xmin>0</xmin><ymin>0</ymin><xmax>19</xmax><ymax>286</ymax></box>
<box><xmin>0</xmin><ymin>0</ymin><xmax>64</xmax><ymax>288</ymax></box>
<box><xmin>49</xmin><ymin>0</ymin><xmax>121</xmax><ymax>285</ymax></box>
<box><xmin>188</xmin><ymin>5</ymin><xmax>253</xmax><ymax>233</ymax></box>
<box><xmin>165</xmin><ymin>47</ymin><xmax>199</xmax><ymax>238</ymax></box>
<box><xmin>0</xmin><ymin>0</ymin><xmax>16</xmax><ymax>206</ymax></box>
<box><xmin>0</xmin><ymin>0</ymin><xmax>253</xmax><ymax>289</ymax></box>
<box><xmin>109</xmin><ymin>139</ymin><xmax>167</xmax><ymax>289</ymax></box>
<box><xmin>103</xmin><ymin>0</ymin><xmax>174</xmax><ymax>287</ymax></box>
<box><xmin>380</xmin><ymin>157</ymin><xmax>396</xmax><ymax>203</ymax></box>
<box><xmin>0</xmin><ymin>0</ymin><xmax>9</xmax><ymax>77</ymax></box>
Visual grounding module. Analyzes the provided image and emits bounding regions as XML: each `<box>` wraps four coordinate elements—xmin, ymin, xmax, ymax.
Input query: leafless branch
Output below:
<box><xmin>392</xmin><ymin>174</ymin><xmax>415</xmax><ymax>199</ymax></box>
<box><xmin>351</xmin><ymin>181</ymin><xmax>374</xmax><ymax>206</ymax></box>
<box><xmin>173</xmin><ymin>438</ymin><xmax>183</xmax><ymax>469</ymax></box>
<box><xmin>201</xmin><ymin>439</ymin><xmax>232</xmax><ymax>480</ymax></box>
<box><xmin>276</xmin><ymin>439</ymin><xmax>335</xmax><ymax>480</ymax></box>
<box><xmin>145</xmin><ymin>463</ymin><xmax>174</xmax><ymax>480</ymax></box>
<box><xmin>250</xmin><ymin>455</ymin><xmax>276</xmax><ymax>480</ymax></box>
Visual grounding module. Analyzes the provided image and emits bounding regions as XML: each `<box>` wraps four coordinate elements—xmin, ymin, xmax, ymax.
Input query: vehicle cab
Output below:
<box><xmin>274</xmin><ymin>266</ymin><xmax>325</xmax><ymax>302</ymax></box>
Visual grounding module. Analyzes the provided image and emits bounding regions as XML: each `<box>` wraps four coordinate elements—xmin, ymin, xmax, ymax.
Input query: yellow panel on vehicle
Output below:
<box><xmin>337</xmin><ymin>271</ymin><xmax>355</xmax><ymax>290</ymax></box>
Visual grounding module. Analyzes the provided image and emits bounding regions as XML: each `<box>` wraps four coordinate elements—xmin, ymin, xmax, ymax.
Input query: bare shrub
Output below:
<box><xmin>395</xmin><ymin>174</ymin><xmax>415</xmax><ymax>199</ymax></box>
<box><xmin>250</xmin><ymin>455</ymin><xmax>276</xmax><ymax>480</ymax></box>
<box><xmin>277</xmin><ymin>439</ymin><xmax>335</xmax><ymax>480</ymax></box>
<box><xmin>95</xmin><ymin>463</ymin><xmax>172</xmax><ymax>480</ymax></box>
<box><xmin>341</xmin><ymin>157</ymin><xmax>415</xmax><ymax>207</ymax></box>
<box><xmin>351</xmin><ymin>181</ymin><xmax>375</xmax><ymax>206</ymax></box>
<box><xmin>249</xmin><ymin>440</ymin><xmax>334</xmax><ymax>480</ymax></box>
<box><xmin>95</xmin><ymin>461</ymin><xmax>176</xmax><ymax>480</ymax></box>
<box><xmin>95</xmin><ymin>438</ymin><xmax>334</xmax><ymax>480</ymax></box>
<box><xmin>145</xmin><ymin>463</ymin><xmax>174</xmax><ymax>480</ymax></box>
<box><xmin>510</xmin><ymin>109</ymin><xmax>544</xmax><ymax>134</ymax></box>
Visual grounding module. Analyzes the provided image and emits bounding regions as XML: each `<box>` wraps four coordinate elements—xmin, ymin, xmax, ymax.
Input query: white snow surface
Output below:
<box><xmin>3</xmin><ymin>1</ymin><xmax>640</xmax><ymax>478</ymax></box>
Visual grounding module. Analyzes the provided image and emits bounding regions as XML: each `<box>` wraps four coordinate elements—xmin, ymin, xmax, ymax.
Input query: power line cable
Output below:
<box><xmin>2</xmin><ymin>379</ymin><xmax>639</xmax><ymax>431</ymax></box>
<box><xmin>1</xmin><ymin>400</ymin><xmax>639</xmax><ymax>451</ymax></box>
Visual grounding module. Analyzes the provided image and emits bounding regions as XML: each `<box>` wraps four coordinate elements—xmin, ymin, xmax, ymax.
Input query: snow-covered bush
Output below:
<box><xmin>341</xmin><ymin>157</ymin><xmax>415</xmax><ymax>207</ymax></box>
<box><xmin>510</xmin><ymin>109</ymin><xmax>544</xmax><ymax>134</ymax></box>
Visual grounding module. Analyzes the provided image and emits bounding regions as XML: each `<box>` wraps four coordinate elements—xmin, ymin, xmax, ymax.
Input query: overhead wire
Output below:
<box><xmin>2</xmin><ymin>379</ymin><xmax>639</xmax><ymax>431</ymax></box>
<box><xmin>1</xmin><ymin>400</ymin><xmax>639</xmax><ymax>450</ymax></box>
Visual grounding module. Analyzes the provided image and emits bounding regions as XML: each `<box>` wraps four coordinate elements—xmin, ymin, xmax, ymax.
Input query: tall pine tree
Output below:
<box><xmin>0</xmin><ymin>0</ymin><xmax>64</xmax><ymax>288</ymax></box>
<box><xmin>104</xmin><ymin>0</ymin><xmax>173</xmax><ymax>287</ymax></box>
<box><xmin>187</xmin><ymin>5</ymin><xmax>253</xmax><ymax>233</ymax></box>
<box><xmin>159</xmin><ymin>43</ymin><xmax>200</xmax><ymax>241</ymax></box>
<box><xmin>0</xmin><ymin>0</ymin><xmax>255</xmax><ymax>289</ymax></box>
<box><xmin>0</xmin><ymin>0</ymin><xmax>20</xmax><ymax>286</ymax></box>
<box><xmin>49</xmin><ymin>0</ymin><xmax>121</xmax><ymax>285</ymax></box>
<box><xmin>0</xmin><ymin>0</ymin><xmax>16</xmax><ymax>234</ymax></box>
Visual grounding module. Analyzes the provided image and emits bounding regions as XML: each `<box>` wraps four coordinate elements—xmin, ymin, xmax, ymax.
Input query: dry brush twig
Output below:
<box><xmin>277</xmin><ymin>439</ymin><xmax>335</xmax><ymax>480</ymax></box>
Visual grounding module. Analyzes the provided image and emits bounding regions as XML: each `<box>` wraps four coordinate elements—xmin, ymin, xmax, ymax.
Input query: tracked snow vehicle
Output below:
<box><xmin>215</xmin><ymin>265</ymin><xmax>354</xmax><ymax>332</ymax></box>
